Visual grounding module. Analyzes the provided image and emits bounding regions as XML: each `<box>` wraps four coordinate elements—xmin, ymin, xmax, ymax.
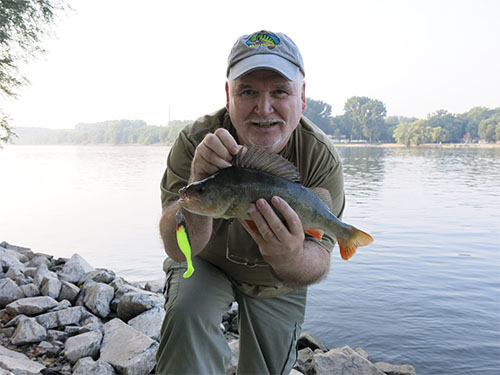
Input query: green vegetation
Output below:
<box><xmin>9</xmin><ymin>97</ymin><xmax>500</xmax><ymax>146</ymax></box>
<box><xmin>0</xmin><ymin>0</ymin><xmax>67</xmax><ymax>145</ymax></box>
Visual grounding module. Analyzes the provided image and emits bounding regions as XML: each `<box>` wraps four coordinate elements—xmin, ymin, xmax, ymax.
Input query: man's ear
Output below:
<box><xmin>301</xmin><ymin>81</ymin><xmax>307</xmax><ymax>113</ymax></box>
<box><xmin>225</xmin><ymin>81</ymin><xmax>230</xmax><ymax>110</ymax></box>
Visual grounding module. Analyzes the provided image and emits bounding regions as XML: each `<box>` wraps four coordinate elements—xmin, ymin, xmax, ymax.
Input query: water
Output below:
<box><xmin>1</xmin><ymin>145</ymin><xmax>499</xmax><ymax>374</ymax></box>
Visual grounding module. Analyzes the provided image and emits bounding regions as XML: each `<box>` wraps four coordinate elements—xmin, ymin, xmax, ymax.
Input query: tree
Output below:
<box><xmin>304</xmin><ymin>98</ymin><xmax>333</xmax><ymax>134</ymax></box>
<box><xmin>1</xmin><ymin>0</ymin><xmax>67</xmax><ymax>143</ymax></box>
<box><xmin>478</xmin><ymin>116</ymin><xmax>500</xmax><ymax>142</ymax></box>
<box><xmin>343</xmin><ymin>96</ymin><xmax>387</xmax><ymax>141</ymax></box>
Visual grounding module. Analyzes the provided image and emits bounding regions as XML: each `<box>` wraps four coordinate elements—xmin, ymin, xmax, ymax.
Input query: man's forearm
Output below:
<box><xmin>270</xmin><ymin>240</ymin><xmax>331</xmax><ymax>287</ymax></box>
<box><xmin>159</xmin><ymin>203</ymin><xmax>213</xmax><ymax>262</ymax></box>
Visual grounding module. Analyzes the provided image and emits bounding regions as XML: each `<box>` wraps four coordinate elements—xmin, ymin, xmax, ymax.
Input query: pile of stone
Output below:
<box><xmin>0</xmin><ymin>242</ymin><xmax>415</xmax><ymax>375</ymax></box>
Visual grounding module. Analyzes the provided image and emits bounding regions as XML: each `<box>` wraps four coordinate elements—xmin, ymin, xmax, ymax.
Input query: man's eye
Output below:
<box><xmin>274</xmin><ymin>90</ymin><xmax>288</xmax><ymax>97</ymax></box>
<box><xmin>241</xmin><ymin>90</ymin><xmax>255</xmax><ymax>96</ymax></box>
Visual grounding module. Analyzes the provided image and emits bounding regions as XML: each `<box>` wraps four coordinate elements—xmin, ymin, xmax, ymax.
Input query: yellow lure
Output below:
<box><xmin>175</xmin><ymin>210</ymin><xmax>195</xmax><ymax>278</ymax></box>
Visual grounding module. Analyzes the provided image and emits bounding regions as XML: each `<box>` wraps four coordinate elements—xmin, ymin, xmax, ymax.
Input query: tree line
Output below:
<box><xmin>11</xmin><ymin>98</ymin><xmax>500</xmax><ymax>146</ymax></box>
<box><xmin>304</xmin><ymin>97</ymin><xmax>500</xmax><ymax>145</ymax></box>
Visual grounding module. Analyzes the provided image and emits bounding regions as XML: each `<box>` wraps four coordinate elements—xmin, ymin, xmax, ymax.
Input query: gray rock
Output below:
<box><xmin>83</xmin><ymin>282</ymin><xmax>114</xmax><ymax>318</ymax></box>
<box><xmin>0</xmin><ymin>344</ymin><xmax>29</xmax><ymax>360</ymax></box>
<box><xmin>295</xmin><ymin>347</ymin><xmax>315</xmax><ymax>375</ymax></box>
<box><xmin>374</xmin><ymin>362</ymin><xmax>416</xmax><ymax>375</ymax></box>
<box><xmin>314</xmin><ymin>346</ymin><xmax>385</xmax><ymax>375</ymax></box>
<box><xmin>40</xmin><ymin>276</ymin><xmax>62</xmax><ymax>299</ymax></box>
<box><xmin>5</xmin><ymin>267</ymin><xmax>29</xmax><ymax>285</ymax></box>
<box><xmin>81</xmin><ymin>269</ymin><xmax>116</xmax><ymax>284</ymax></box>
<box><xmin>0</xmin><ymin>354</ymin><xmax>45</xmax><ymax>375</ymax></box>
<box><xmin>144</xmin><ymin>279</ymin><xmax>164</xmax><ymax>294</ymax></box>
<box><xmin>59</xmin><ymin>253</ymin><xmax>95</xmax><ymax>284</ymax></box>
<box><xmin>0</xmin><ymin>248</ymin><xmax>24</xmax><ymax>271</ymax></box>
<box><xmin>50</xmin><ymin>299</ymin><xmax>72</xmax><ymax>311</ymax></box>
<box><xmin>0</xmin><ymin>368</ymin><xmax>13</xmax><ymax>375</ymax></box>
<box><xmin>64</xmin><ymin>330</ymin><xmax>103</xmax><ymax>364</ymax></box>
<box><xmin>355</xmin><ymin>347</ymin><xmax>370</xmax><ymax>359</ymax></box>
<box><xmin>79</xmin><ymin>315</ymin><xmax>104</xmax><ymax>334</ymax></box>
<box><xmin>0</xmin><ymin>279</ymin><xmax>24</xmax><ymax>308</ymax></box>
<box><xmin>100</xmin><ymin>318</ymin><xmax>158</xmax><ymax>375</ymax></box>
<box><xmin>73</xmin><ymin>356</ymin><xmax>116</xmax><ymax>375</ymax></box>
<box><xmin>127</xmin><ymin>307</ymin><xmax>165</xmax><ymax>341</ymax></box>
<box><xmin>35</xmin><ymin>306</ymin><xmax>86</xmax><ymax>329</ymax></box>
<box><xmin>47</xmin><ymin>329</ymin><xmax>68</xmax><ymax>342</ymax></box>
<box><xmin>27</xmin><ymin>254</ymin><xmax>50</xmax><ymax>268</ymax></box>
<box><xmin>58</xmin><ymin>280</ymin><xmax>81</xmax><ymax>304</ymax></box>
<box><xmin>10</xmin><ymin>318</ymin><xmax>47</xmax><ymax>345</ymax></box>
<box><xmin>298</xmin><ymin>332</ymin><xmax>329</xmax><ymax>352</ymax></box>
<box><xmin>33</xmin><ymin>263</ymin><xmax>58</xmax><ymax>288</ymax></box>
<box><xmin>109</xmin><ymin>276</ymin><xmax>128</xmax><ymax>291</ymax></box>
<box><xmin>226</xmin><ymin>339</ymin><xmax>239</xmax><ymax>375</ymax></box>
<box><xmin>117</xmin><ymin>290</ymin><xmax>165</xmax><ymax>322</ymax></box>
<box><xmin>19</xmin><ymin>284</ymin><xmax>39</xmax><ymax>298</ymax></box>
<box><xmin>6</xmin><ymin>296</ymin><xmax>59</xmax><ymax>316</ymax></box>
<box><xmin>0</xmin><ymin>242</ymin><xmax>33</xmax><ymax>260</ymax></box>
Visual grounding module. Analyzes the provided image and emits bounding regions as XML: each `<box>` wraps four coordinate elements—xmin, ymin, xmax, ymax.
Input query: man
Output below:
<box><xmin>156</xmin><ymin>30</ymin><xmax>345</xmax><ymax>374</ymax></box>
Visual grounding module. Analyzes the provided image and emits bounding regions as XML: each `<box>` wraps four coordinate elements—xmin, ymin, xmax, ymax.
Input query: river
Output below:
<box><xmin>1</xmin><ymin>144</ymin><xmax>499</xmax><ymax>374</ymax></box>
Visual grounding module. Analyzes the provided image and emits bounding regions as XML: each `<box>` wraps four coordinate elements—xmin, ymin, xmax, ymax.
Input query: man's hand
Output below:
<box><xmin>190</xmin><ymin>128</ymin><xmax>241</xmax><ymax>183</ymax></box>
<box><xmin>240</xmin><ymin>196</ymin><xmax>330</xmax><ymax>286</ymax></box>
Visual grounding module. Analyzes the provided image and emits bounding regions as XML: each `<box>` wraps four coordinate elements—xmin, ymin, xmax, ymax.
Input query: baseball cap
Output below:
<box><xmin>226</xmin><ymin>30</ymin><xmax>305</xmax><ymax>81</ymax></box>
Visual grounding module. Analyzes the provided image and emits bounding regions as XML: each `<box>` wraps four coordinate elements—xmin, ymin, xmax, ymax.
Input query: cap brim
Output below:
<box><xmin>228</xmin><ymin>54</ymin><xmax>300</xmax><ymax>81</ymax></box>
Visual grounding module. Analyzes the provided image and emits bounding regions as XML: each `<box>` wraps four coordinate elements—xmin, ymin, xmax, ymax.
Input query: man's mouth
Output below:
<box><xmin>247</xmin><ymin>120</ymin><xmax>284</xmax><ymax>128</ymax></box>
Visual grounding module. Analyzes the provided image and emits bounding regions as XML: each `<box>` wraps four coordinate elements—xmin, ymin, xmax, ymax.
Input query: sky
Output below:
<box><xmin>2</xmin><ymin>0</ymin><xmax>499</xmax><ymax>129</ymax></box>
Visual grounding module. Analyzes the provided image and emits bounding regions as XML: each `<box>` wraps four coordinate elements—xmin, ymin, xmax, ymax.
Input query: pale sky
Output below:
<box><xmin>2</xmin><ymin>0</ymin><xmax>499</xmax><ymax>129</ymax></box>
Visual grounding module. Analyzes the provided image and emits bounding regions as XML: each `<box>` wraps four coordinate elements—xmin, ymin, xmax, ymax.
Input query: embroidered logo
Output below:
<box><xmin>246</xmin><ymin>32</ymin><xmax>280</xmax><ymax>49</ymax></box>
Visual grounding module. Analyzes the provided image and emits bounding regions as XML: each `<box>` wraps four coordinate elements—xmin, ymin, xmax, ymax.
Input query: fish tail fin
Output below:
<box><xmin>337</xmin><ymin>226</ymin><xmax>374</xmax><ymax>260</ymax></box>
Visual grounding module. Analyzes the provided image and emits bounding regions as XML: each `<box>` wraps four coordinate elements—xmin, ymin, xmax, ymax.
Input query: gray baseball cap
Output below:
<box><xmin>226</xmin><ymin>30</ymin><xmax>305</xmax><ymax>81</ymax></box>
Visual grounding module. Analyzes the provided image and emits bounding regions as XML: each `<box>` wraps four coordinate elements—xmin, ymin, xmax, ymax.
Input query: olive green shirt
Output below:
<box><xmin>160</xmin><ymin>108</ymin><xmax>345</xmax><ymax>297</ymax></box>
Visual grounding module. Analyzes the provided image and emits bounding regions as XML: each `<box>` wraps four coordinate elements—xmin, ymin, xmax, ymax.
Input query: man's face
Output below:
<box><xmin>225</xmin><ymin>69</ymin><xmax>306</xmax><ymax>153</ymax></box>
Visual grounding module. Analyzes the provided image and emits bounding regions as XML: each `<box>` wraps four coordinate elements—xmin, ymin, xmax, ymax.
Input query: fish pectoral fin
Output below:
<box><xmin>243</xmin><ymin>219</ymin><xmax>259</xmax><ymax>233</ymax></box>
<box><xmin>337</xmin><ymin>226</ymin><xmax>374</xmax><ymax>260</ymax></box>
<box><xmin>304</xmin><ymin>229</ymin><xmax>323</xmax><ymax>241</ymax></box>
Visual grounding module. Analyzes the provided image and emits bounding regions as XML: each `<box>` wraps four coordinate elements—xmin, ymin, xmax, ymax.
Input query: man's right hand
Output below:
<box><xmin>189</xmin><ymin>128</ymin><xmax>242</xmax><ymax>183</ymax></box>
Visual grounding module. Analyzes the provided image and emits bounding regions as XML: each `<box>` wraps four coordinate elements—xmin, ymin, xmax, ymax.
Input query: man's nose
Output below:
<box><xmin>254</xmin><ymin>94</ymin><xmax>274</xmax><ymax>117</ymax></box>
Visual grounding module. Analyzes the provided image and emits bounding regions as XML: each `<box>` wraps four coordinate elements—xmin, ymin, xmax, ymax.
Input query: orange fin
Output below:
<box><xmin>338</xmin><ymin>226</ymin><xmax>374</xmax><ymax>260</ymax></box>
<box><xmin>243</xmin><ymin>219</ymin><xmax>259</xmax><ymax>233</ymax></box>
<box><xmin>304</xmin><ymin>229</ymin><xmax>323</xmax><ymax>240</ymax></box>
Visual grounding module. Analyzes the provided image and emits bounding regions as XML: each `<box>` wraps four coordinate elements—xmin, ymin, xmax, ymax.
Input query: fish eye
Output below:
<box><xmin>195</xmin><ymin>185</ymin><xmax>205</xmax><ymax>193</ymax></box>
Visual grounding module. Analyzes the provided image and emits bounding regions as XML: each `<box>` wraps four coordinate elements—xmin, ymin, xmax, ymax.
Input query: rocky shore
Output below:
<box><xmin>0</xmin><ymin>241</ymin><xmax>416</xmax><ymax>375</ymax></box>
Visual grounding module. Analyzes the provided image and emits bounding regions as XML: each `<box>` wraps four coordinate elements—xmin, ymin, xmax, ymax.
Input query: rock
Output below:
<box><xmin>0</xmin><ymin>242</ymin><xmax>33</xmax><ymax>260</ymax></box>
<box><xmin>374</xmin><ymin>362</ymin><xmax>416</xmax><ymax>375</ymax></box>
<box><xmin>64</xmin><ymin>330</ymin><xmax>103</xmax><ymax>364</ymax></box>
<box><xmin>0</xmin><ymin>279</ymin><xmax>24</xmax><ymax>308</ymax></box>
<box><xmin>127</xmin><ymin>307</ymin><xmax>165</xmax><ymax>341</ymax></box>
<box><xmin>290</xmin><ymin>370</ymin><xmax>303</xmax><ymax>375</ymax></box>
<box><xmin>226</xmin><ymin>339</ymin><xmax>239</xmax><ymax>375</ymax></box>
<box><xmin>79</xmin><ymin>315</ymin><xmax>104</xmax><ymax>334</ymax></box>
<box><xmin>33</xmin><ymin>264</ymin><xmax>58</xmax><ymax>288</ymax></box>
<box><xmin>0</xmin><ymin>344</ymin><xmax>29</xmax><ymax>360</ymax></box>
<box><xmin>355</xmin><ymin>347</ymin><xmax>370</xmax><ymax>359</ymax></box>
<box><xmin>295</xmin><ymin>347</ymin><xmax>315</xmax><ymax>375</ymax></box>
<box><xmin>10</xmin><ymin>318</ymin><xmax>47</xmax><ymax>345</ymax></box>
<box><xmin>27</xmin><ymin>254</ymin><xmax>50</xmax><ymax>268</ymax></box>
<box><xmin>144</xmin><ymin>279</ymin><xmax>164</xmax><ymax>294</ymax></box>
<box><xmin>58</xmin><ymin>254</ymin><xmax>94</xmax><ymax>284</ymax></box>
<box><xmin>297</xmin><ymin>332</ymin><xmax>329</xmax><ymax>352</ymax></box>
<box><xmin>0</xmin><ymin>354</ymin><xmax>45</xmax><ymax>375</ymax></box>
<box><xmin>5</xmin><ymin>267</ymin><xmax>30</xmax><ymax>285</ymax></box>
<box><xmin>81</xmin><ymin>269</ymin><xmax>116</xmax><ymax>284</ymax></box>
<box><xmin>100</xmin><ymin>318</ymin><xmax>158</xmax><ymax>375</ymax></box>
<box><xmin>58</xmin><ymin>281</ymin><xmax>80</xmax><ymax>304</ymax></box>
<box><xmin>0</xmin><ymin>247</ymin><xmax>25</xmax><ymax>270</ymax></box>
<box><xmin>72</xmin><ymin>356</ymin><xmax>116</xmax><ymax>375</ymax></box>
<box><xmin>6</xmin><ymin>296</ymin><xmax>59</xmax><ymax>316</ymax></box>
<box><xmin>83</xmin><ymin>282</ymin><xmax>114</xmax><ymax>318</ymax></box>
<box><xmin>314</xmin><ymin>346</ymin><xmax>385</xmax><ymax>375</ymax></box>
<box><xmin>116</xmin><ymin>290</ymin><xmax>164</xmax><ymax>322</ymax></box>
<box><xmin>40</xmin><ymin>277</ymin><xmax>62</xmax><ymax>299</ymax></box>
<box><xmin>35</xmin><ymin>306</ymin><xmax>86</xmax><ymax>329</ymax></box>
<box><xmin>19</xmin><ymin>284</ymin><xmax>40</xmax><ymax>298</ymax></box>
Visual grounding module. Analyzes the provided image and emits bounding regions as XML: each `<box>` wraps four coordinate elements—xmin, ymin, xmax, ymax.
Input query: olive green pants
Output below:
<box><xmin>155</xmin><ymin>257</ymin><xmax>307</xmax><ymax>375</ymax></box>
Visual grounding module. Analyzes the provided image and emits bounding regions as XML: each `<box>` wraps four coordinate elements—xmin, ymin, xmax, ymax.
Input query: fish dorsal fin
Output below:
<box><xmin>309</xmin><ymin>187</ymin><xmax>333</xmax><ymax>210</ymax></box>
<box><xmin>233</xmin><ymin>146</ymin><xmax>301</xmax><ymax>183</ymax></box>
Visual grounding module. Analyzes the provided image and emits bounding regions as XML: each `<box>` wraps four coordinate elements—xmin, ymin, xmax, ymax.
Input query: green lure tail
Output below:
<box><xmin>175</xmin><ymin>210</ymin><xmax>195</xmax><ymax>278</ymax></box>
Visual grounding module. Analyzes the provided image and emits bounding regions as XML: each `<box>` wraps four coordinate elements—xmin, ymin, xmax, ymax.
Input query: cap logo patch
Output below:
<box><xmin>246</xmin><ymin>32</ymin><xmax>280</xmax><ymax>49</ymax></box>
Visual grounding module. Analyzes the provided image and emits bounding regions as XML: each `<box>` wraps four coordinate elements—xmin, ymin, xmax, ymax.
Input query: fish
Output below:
<box><xmin>178</xmin><ymin>146</ymin><xmax>373</xmax><ymax>260</ymax></box>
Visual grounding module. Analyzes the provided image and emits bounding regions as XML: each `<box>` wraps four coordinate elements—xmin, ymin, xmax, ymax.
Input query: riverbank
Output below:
<box><xmin>0</xmin><ymin>241</ymin><xmax>416</xmax><ymax>375</ymax></box>
<box><xmin>332</xmin><ymin>142</ymin><xmax>500</xmax><ymax>148</ymax></box>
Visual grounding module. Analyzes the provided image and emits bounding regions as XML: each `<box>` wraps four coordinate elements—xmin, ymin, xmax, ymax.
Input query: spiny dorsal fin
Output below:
<box><xmin>233</xmin><ymin>146</ymin><xmax>301</xmax><ymax>183</ymax></box>
<box><xmin>309</xmin><ymin>187</ymin><xmax>333</xmax><ymax>210</ymax></box>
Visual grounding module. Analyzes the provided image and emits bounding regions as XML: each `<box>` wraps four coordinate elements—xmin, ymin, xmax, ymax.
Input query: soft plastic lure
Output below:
<box><xmin>175</xmin><ymin>210</ymin><xmax>194</xmax><ymax>278</ymax></box>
